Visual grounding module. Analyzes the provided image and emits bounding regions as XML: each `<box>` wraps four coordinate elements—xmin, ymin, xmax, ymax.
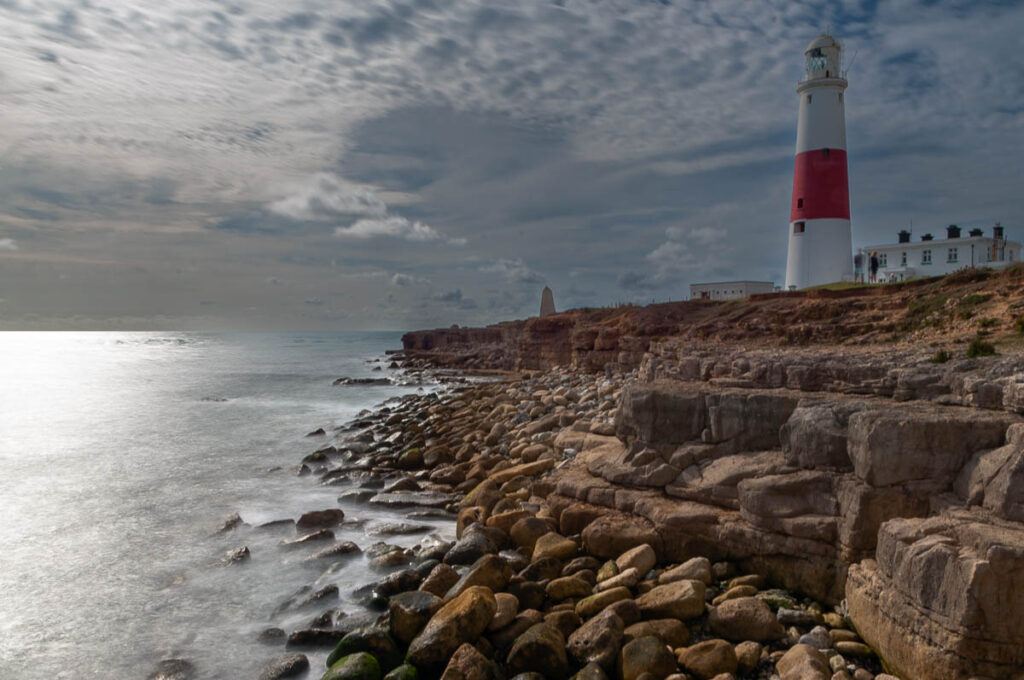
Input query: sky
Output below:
<box><xmin>1</xmin><ymin>0</ymin><xmax>1022</xmax><ymax>330</ymax></box>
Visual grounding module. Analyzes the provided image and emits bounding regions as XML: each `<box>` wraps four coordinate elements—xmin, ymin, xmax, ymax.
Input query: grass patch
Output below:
<box><xmin>903</xmin><ymin>293</ymin><xmax>949</xmax><ymax>329</ymax></box>
<box><xmin>930</xmin><ymin>349</ymin><xmax>951</xmax><ymax>364</ymax></box>
<box><xmin>967</xmin><ymin>336</ymin><xmax>997</xmax><ymax>358</ymax></box>
<box><xmin>1015</xmin><ymin>316</ymin><xmax>1024</xmax><ymax>335</ymax></box>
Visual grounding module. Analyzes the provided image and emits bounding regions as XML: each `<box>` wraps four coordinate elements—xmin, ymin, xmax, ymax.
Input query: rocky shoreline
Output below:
<box><xmin>247</xmin><ymin>360</ymin><xmax>916</xmax><ymax>680</ymax></box>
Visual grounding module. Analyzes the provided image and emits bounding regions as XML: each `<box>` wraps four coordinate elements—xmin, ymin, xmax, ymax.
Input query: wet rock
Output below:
<box><xmin>445</xmin><ymin>554</ymin><xmax>512</xmax><ymax>599</ymax></box>
<box><xmin>257</xmin><ymin>653</ymin><xmax>309</xmax><ymax>680</ymax></box>
<box><xmin>383</xmin><ymin>665</ymin><xmax>418</xmax><ymax>680</ymax></box>
<box><xmin>286</xmin><ymin>628</ymin><xmax>344</xmax><ymax>647</ymax></box>
<box><xmin>370</xmin><ymin>491</ymin><xmax>457</xmax><ymax>509</ymax></box>
<box><xmin>223</xmin><ymin>546</ymin><xmax>250</xmax><ymax>564</ymax></box>
<box><xmin>510</xmin><ymin>517</ymin><xmax>557</xmax><ymax>553</ymax></box>
<box><xmin>488</xmin><ymin>609</ymin><xmax>545</xmax><ymax>654</ymax></box>
<box><xmin>407</xmin><ymin>586</ymin><xmax>497</xmax><ymax>671</ymax></box>
<box><xmin>368</xmin><ymin>522</ymin><xmax>430</xmax><ymax>536</ymax></box>
<box><xmin>335</xmin><ymin>377</ymin><xmax>391</xmax><ymax>386</ymax></box>
<box><xmin>323</xmin><ymin>652</ymin><xmax>382</xmax><ymax>680</ymax></box>
<box><xmin>441</xmin><ymin>642</ymin><xmax>501</xmax><ymax>680</ymax></box>
<box><xmin>306</xmin><ymin>428</ymin><xmax>326</xmax><ymax>437</ymax></box>
<box><xmin>147</xmin><ymin>658</ymin><xmax>195</xmax><ymax>680</ymax></box>
<box><xmin>445</xmin><ymin>526</ymin><xmax>502</xmax><ymax>565</ymax></box>
<box><xmin>709</xmin><ymin>597</ymin><xmax>785</xmax><ymax>642</ymax></box>
<box><xmin>488</xmin><ymin>592</ymin><xmax>520</xmax><ymax>631</ymax></box>
<box><xmin>545</xmin><ymin>609</ymin><xmax>582</xmax><ymax>640</ymax></box>
<box><xmin>217</xmin><ymin>512</ymin><xmax>244</xmax><ymax>533</ymax></box>
<box><xmin>776</xmin><ymin>608</ymin><xmax>822</xmax><ymax>627</ymax></box>
<box><xmin>507</xmin><ymin>580</ymin><xmax>546</xmax><ymax>611</ymax></box>
<box><xmin>281</xmin><ymin>529</ymin><xmax>334</xmax><ymax>547</ymax></box>
<box><xmin>623</xmin><ymin>619</ymin><xmax>688</xmax><ymax>647</ymax></box>
<box><xmin>258</xmin><ymin>627</ymin><xmax>287</xmax><ymax>645</ymax></box>
<box><xmin>327</xmin><ymin>625</ymin><xmax>402</xmax><ymax>672</ymax></box>
<box><xmin>419</xmin><ymin>563</ymin><xmax>460</xmax><ymax>598</ymax></box>
<box><xmin>566</xmin><ymin>608</ymin><xmax>624</xmax><ymax>669</ymax></box>
<box><xmin>258</xmin><ymin>519</ymin><xmax>296</xmax><ymax>531</ymax></box>
<box><xmin>519</xmin><ymin>556</ymin><xmax>563</xmax><ymax>582</ymax></box>
<box><xmin>605</xmin><ymin>598</ymin><xmax>641</xmax><ymax>626</ymax></box>
<box><xmin>635</xmin><ymin>579</ymin><xmax>705</xmax><ymax>621</ymax></box>
<box><xmin>677</xmin><ymin>640</ymin><xmax>738</xmax><ymax>680</ymax></box>
<box><xmin>389</xmin><ymin>590</ymin><xmax>442</xmax><ymax>643</ymax></box>
<box><xmin>776</xmin><ymin>644</ymin><xmax>830</xmax><ymax>680</ymax></box>
<box><xmin>619</xmin><ymin>635</ymin><xmax>676</xmax><ymax>680</ymax></box>
<box><xmin>593</xmin><ymin>567</ymin><xmax>638</xmax><ymax>593</ymax></box>
<box><xmin>507</xmin><ymin>623</ymin><xmax>569</xmax><ymax>679</ymax></box>
<box><xmin>308</xmin><ymin>541</ymin><xmax>362</xmax><ymax>561</ymax></box>
<box><xmin>373</xmin><ymin>569</ymin><xmax>421</xmax><ymax>598</ymax></box>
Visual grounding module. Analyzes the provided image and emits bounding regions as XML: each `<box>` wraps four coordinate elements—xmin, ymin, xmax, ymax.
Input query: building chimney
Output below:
<box><xmin>969</xmin><ymin>228</ymin><xmax>984</xmax><ymax>237</ymax></box>
<box><xmin>994</xmin><ymin>223</ymin><xmax>1005</xmax><ymax>240</ymax></box>
<box><xmin>898</xmin><ymin>230</ymin><xmax>911</xmax><ymax>243</ymax></box>
<box><xmin>921</xmin><ymin>233</ymin><xmax>934</xmax><ymax>241</ymax></box>
<box><xmin>946</xmin><ymin>224</ymin><xmax>961</xmax><ymax>239</ymax></box>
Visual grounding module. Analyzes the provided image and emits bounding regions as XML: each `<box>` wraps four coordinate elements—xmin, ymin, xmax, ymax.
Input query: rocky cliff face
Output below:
<box><xmin>399</xmin><ymin>268</ymin><xmax>1024</xmax><ymax>679</ymax></box>
<box><xmin>546</xmin><ymin>349</ymin><xmax>1024</xmax><ymax>679</ymax></box>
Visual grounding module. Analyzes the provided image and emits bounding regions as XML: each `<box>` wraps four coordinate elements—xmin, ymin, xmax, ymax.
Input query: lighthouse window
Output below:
<box><xmin>794</xmin><ymin>222</ymin><xmax>805</xmax><ymax>234</ymax></box>
<box><xmin>838</xmin><ymin>93</ymin><xmax>843</xmax><ymax>103</ymax></box>
<box><xmin>807</xmin><ymin>94</ymin><xmax>812</xmax><ymax>104</ymax></box>
<box><xmin>797</xmin><ymin>198</ymin><xmax>804</xmax><ymax>209</ymax></box>
<box><xmin>922</xmin><ymin>250</ymin><xmax>932</xmax><ymax>265</ymax></box>
<box><xmin>948</xmin><ymin>248</ymin><xmax>958</xmax><ymax>263</ymax></box>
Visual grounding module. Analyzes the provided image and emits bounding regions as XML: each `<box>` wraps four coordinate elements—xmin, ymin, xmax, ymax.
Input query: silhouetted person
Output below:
<box><xmin>869</xmin><ymin>252</ymin><xmax>879</xmax><ymax>283</ymax></box>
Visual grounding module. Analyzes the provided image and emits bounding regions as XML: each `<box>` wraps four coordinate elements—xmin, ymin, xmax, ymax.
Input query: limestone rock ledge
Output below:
<box><xmin>846</xmin><ymin>510</ymin><xmax>1024</xmax><ymax>680</ymax></box>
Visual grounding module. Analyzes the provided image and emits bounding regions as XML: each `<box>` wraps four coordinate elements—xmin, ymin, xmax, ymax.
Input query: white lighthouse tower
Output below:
<box><xmin>784</xmin><ymin>34</ymin><xmax>853</xmax><ymax>290</ymax></box>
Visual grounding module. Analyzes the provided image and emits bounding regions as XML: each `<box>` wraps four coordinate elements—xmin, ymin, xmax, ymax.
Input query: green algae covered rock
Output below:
<box><xmin>382</xmin><ymin>664</ymin><xmax>418</xmax><ymax>680</ymax></box>
<box><xmin>322</xmin><ymin>652</ymin><xmax>381</xmax><ymax>680</ymax></box>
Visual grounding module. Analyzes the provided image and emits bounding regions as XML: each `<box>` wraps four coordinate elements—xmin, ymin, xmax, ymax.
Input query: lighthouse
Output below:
<box><xmin>784</xmin><ymin>34</ymin><xmax>853</xmax><ymax>290</ymax></box>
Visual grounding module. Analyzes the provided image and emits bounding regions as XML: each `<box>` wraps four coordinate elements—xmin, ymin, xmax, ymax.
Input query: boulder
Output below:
<box><xmin>511</xmin><ymin>517</ymin><xmax>557</xmax><ymax>553</ymax></box>
<box><xmin>733</xmin><ymin>641</ymin><xmax>762</xmax><ymax>674</ymax></box>
<box><xmin>582</xmin><ymin>514</ymin><xmax>663</xmax><ymax>559</ymax></box>
<box><xmin>775</xmin><ymin>644</ymin><xmax>829</xmax><ymax>680</ymax></box>
<box><xmin>488</xmin><ymin>592</ymin><xmax>520</xmax><ymax>632</ymax></box>
<box><xmin>532</xmin><ymin>532</ymin><xmax>578</xmax><ymax>562</ymax></box>
<box><xmin>406</xmin><ymin>586</ymin><xmax>497</xmax><ymax>671</ymax></box>
<box><xmin>635</xmin><ymin>580</ymin><xmax>705</xmax><ymax>621</ymax></box>
<box><xmin>445</xmin><ymin>554</ymin><xmax>512</xmax><ymax>600</ymax></box>
<box><xmin>618</xmin><ymin>635</ymin><xmax>676</xmax><ymax>680</ymax></box>
<box><xmin>419</xmin><ymin>563</ymin><xmax>460</xmax><ymax>598</ymax></box>
<box><xmin>658</xmin><ymin>557</ymin><xmax>712</xmax><ymax>585</ymax></box>
<box><xmin>326</xmin><ymin>626</ymin><xmax>401</xmax><ymax>671</ymax></box>
<box><xmin>506</xmin><ymin>623</ymin><xmax>569</xmax><ymax>679</ymax></box>
<box><xmin>323</xmin><ymin>652</ymin><xmax>381</xmax><ymax>680</ymax></box>
<box><xmin>708</xmin><ymin>597</ymin><xmax>785</xmax><ymax>642</ymax></box>
<box><xmin>575</xmin><ymin>587</ymin><xmax>633</xmax><ymax>619</ymax></box>
<box><xmin>440</xmin><ymin>643</ymin><xmax>501</xmax><ymax>680</ymax></box>
<box><xmin>566</xmin><ymin>609</ymin><xmax>624</xmax><ymax>669</ymax></box>
<box><xmin>677</xmin><ymin>639</ymin><xmax>738</xmax><ymax>680</ymax></box>
<box><xmin>388</xmin><ymin>591</ymin><xmax>442</xmax><ymax>644</ymax></box>
<box><xmin>257</xmin><ymin>654</ymin><xmax>309</xmax><ymax>680</ymax></box>
<box><xmin>615</xmin><ymin>544</ymin><xmax>656</xmax><ymax>577</ymax></box>
<box><xmin>546</xmin><ymin>575</ymin><xmax>592</xmax><ymax>601</ymax></box>
<box><xmin>623</xmin><ymin>619</ymin><xmax>689</xmax><ymax>647</ymax></box>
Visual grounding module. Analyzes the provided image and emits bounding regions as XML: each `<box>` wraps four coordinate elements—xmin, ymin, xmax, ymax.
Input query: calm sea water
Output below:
<box><xmin>0</xmin><ymin>332</ymin><xmax>449</xmax><ymax>679</ymax></box>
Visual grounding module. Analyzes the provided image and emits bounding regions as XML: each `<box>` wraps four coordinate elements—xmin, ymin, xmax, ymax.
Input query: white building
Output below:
<box><xmin>860</xmin><ymin>224</ymin><xmax>1020</xmax><ymax>282</ymax></box>
<box><xmin>690</xmin><ymin>281</ymin><xmax>777</xmax><ymax>301</ymax></box>
<box><xmin>784</xmin><ymin>34</ymin><xmax>854</xmax><ymax>290</ymax></box>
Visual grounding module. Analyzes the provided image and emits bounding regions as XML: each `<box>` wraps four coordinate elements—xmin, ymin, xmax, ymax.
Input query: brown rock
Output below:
<box><xmin>615</xmin><ymin>544</ymin><xmax>657</xmax><ymax>576</ymax></box>
<box><xmin>575</xmin><ymin>587</ymin><xmax>633</xmax><ymax>619</ymax></box>
<box><xmin>734</xmin><ymin>641</ymin><xmax>762</xmax><ymax>674</ymax></box>
<box><xmin>678</xmin><ymin>639</ymin><xmax>738</xmax><ymax>680</ymax></box>
<box><xmin>708</xmin><ymin>597</ymin><xmax>785</xmax><ymax>642</ymax></box>
<box><xmin>619</xmin><ymin>635</ymin><xmax>676</xmax><ymax>680</ymax></box>
<box><xmin>566</xmin><ymin>609</ymin><xmax>624</xmax><ymax>669</ymax></box>
<box><xmin>635</xmin><ymin>579</ymin><xmax>705</xmax><ymax>621</ymax></box>
<box><xmin>388</xmin><ymin>590</ymin><xmax>442</xmax><ymax>643</ymax></box>
<box><xmin>295</xmin><ymin>508</ymin><xmax>345</xmax><ymax>529</ymax></box>
<box><xmin>546</xmin><ymin>575</ymin><xmax>592</xmax><ymax>601</ymax></box>
<box><xmin>545</xmin><ymin>609</ymin><xmax>583</xmax><ymax>640</ymax></box>
<box><xmin>440</xmin><ymin>643</ymin><xmax>501</xmax><ymax>680</ymax></box>
<box><xmin>776</xmin><ymin>644</ymin><xmax>829</xmax><ymax>680</ymax></box>
<box><xmin>407</xmin><ymin>586</ymin><xmax>497</xmax><ymax>671</ymax></box>
<box><xmin>582</xmin><ymin>513</ymin><xmax>663</xmax><ymax>559</ymax></box>
<box><xmin>511</xmin><ymin>517</ymin><xmax>557</xmax><ymax>553</ymax></box>
<box><xmin>532</xmin><ymin>532</ymin><xmax>578</xmax><ymax>562</ymax></box>
<box><xmin>488</xmin><ymin>592</ymin><xmax>519</xmax><ymax>632</ymax></box>
<box><xmin>658</xmin><ymin>557</ymin><xmax>712</xmax><ymax>585</ymax></box>
<box><xmin>623</xmin><ymin>619</ymin><xmax>689</xmax><ymax>648</ymax></box>
<box><xmin>445</xmin><ymin>554</ymin><xmax>512</xmax><ymax>600</ymax></box>
<box><xmin>506</xmin><ymin>623</ymin><xmax>569</xmax><ymax>679</ymax></box>
<box><xmin>420</xmin><ymin>563</ymin><xmax>460</xmax><ymax>598</ymax></box>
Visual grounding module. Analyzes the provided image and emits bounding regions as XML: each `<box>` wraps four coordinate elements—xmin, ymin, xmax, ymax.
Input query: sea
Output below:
<box><xmin>0</xmin><ymin>331</ymin><xmax>451</xmax><ymax>679</ymax></box>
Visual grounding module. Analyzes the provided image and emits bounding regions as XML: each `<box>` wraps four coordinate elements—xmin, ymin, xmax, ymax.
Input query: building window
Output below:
<box><xmin>901</xmin><ymin>252</ymin><xmax>907</xmax><ymax>266</ymax></box>
<box><xmin>793</xmin><ymin>222</ymin><xmax>805</xmax><ymax>234</ymax></box>
<box><xmin>878</xmin><ymin>253</ymin><xmax>888</xmax><ymax>268</ymax></box>
<box><xmin>797</xmin><ymin>198</ymin><xmax>804</xmax><ymax>209</ymax></box>
<box><xmin>807</xmin><ymin>94</ymin><xmax>812</xmax><ymax>104</ymax></box>
<box><xmin>948</xmin><ymin>247</ymin><xmax>958</xmax><ymax>263</ymax></box>
<box><xmin>922</xmin><ymin>250</ymin><xmax>932</xmax><ymax>265</ymax></box>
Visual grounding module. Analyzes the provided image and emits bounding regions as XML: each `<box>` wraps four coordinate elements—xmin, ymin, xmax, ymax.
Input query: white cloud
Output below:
<box><xmin>480</xmin><ymin>258</ymin><xmax>544</xmax><ymax>284</ymax></box>
<box><xmin>391</xmin><ymin>273</ymin><xmax>429</xmax><ymax>287</ymax></box>
<box><xmin>0</xmin><ymin>238</ymin><xmax>17</xmax><ymax>251</ymax></box>
<box><xmin>335</xmin><ymin>216</ymin><xmax>444</xmax><ymax>242</ymax></box>
<box><xmin>269</xmin><ymin>174</ymin><xmax>387</xmax><ymax>221</ymax></box>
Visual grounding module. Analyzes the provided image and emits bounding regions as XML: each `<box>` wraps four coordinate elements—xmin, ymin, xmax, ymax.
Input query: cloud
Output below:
<box><xmin>335</xmin><ymin>216</ymin><xmax>445</xmax><ymax>242</ymax></box>
<box><xmin>0</xmin><ymin>238</ymin><xmax>17</xmax><ymax>251</ymax></box>
<box><xmin>619</xmin><ymin>224</ymin><xmax>729</xmax><ymax>291</ymax></box>
<box><xmin>269</xmin><ymin>174</ymin><xmax>387</xmax><ymax>221</ymax></box>
<box><xmin>391</xmin><ymin>272</ymin><xmax>429</xmax><ymax>287</ymax></box>
<box><xmin>303</xmin><ymin>297</ymin><xmax>324</xmax><ymax>306</ymax></box>
<box><xmin>480</xmin><ymin>258</ymin><xmax>544</xmax><ymax>284</ymax></box>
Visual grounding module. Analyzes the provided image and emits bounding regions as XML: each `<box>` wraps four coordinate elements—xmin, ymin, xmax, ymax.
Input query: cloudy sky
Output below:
<box><xmin>1</xmin><ymin>0</ymin><xmax>1022</xmax><ymax>329</ymax></box>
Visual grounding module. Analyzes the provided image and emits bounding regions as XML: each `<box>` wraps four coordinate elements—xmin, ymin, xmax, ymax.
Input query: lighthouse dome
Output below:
<box><xmin>804</xmin><ymin>34</ymin><xmax>841</xmax><ymax>54</ymax></box>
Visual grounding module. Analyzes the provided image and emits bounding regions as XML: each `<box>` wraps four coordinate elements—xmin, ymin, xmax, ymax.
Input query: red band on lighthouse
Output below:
<box><xmin>790</xmin><ymin>148</ymin><xmax>850</xmax><ymax>221</ymax></box>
